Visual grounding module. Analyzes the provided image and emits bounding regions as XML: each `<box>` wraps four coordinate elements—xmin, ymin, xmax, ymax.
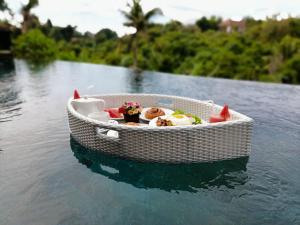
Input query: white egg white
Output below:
<box><xmin>168</xmin><ymin>115</ymin><xmax>192</xmax><ymax>126</ymax></box>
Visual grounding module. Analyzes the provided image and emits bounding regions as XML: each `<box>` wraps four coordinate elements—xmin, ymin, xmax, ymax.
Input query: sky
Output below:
<box><xmin>3</xmin><ymin>0</ymin><xmax>300</xmax><ymax>36</ymax></box>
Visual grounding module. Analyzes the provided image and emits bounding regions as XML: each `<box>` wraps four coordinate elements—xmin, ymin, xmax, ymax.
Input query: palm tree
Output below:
<box><xmin>0</xmin><ymin>0</ymin><xmax>8</xmax><ymax>11</ymax></box>
<box><xmin>121</xmin><ymin>0</ymin><xmax>162</xmax><ymax>68</ymax></box>
<box><xmin>0</xmin><ymin>0</ymin><xmax>13</xmax><ymax>17</ymax></box>
<box><xmin>21</xmin><ymin>0</ymin><xmax>39</xmax><ymax>33</ymax></box>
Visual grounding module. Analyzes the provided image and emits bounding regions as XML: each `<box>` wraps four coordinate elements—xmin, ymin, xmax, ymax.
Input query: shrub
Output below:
<box><xmin>120</xmin><ymin>55</ymin><xmax>133</xmax><ymax>67</ymax></box>
<box><xmin>13</xmin><ymin>29</ymin><xmax>57</xmax><ymax>62</ymax></box>
<box><xmin>280</xmin><ymin>54</ymin><xmax>300</xmax><ymax>83</ymax></box>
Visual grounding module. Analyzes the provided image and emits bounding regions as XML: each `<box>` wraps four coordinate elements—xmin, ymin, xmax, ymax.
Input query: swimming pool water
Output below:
<box><xmin>1</xmin><ymin>60</ymin><xmax>300</xmax><ymax>225</ymax></box>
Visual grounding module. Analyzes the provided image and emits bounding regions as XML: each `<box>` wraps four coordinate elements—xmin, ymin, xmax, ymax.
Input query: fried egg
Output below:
<box><xmin>167</xmin><ymin>114</ymin><xmax>192</xmax><ymax>126</ymax></box>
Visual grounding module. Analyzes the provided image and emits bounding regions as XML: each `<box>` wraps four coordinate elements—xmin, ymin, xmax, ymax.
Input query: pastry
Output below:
<box><xmin>145</xmin><ymin>107</ymin><xmax>165</xmax><ymax>120</ymax></box>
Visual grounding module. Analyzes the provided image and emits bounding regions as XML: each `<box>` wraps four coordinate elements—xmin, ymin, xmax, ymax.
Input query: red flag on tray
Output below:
<box><xmin>73</xmin><ymin>89</ymin><xmax>80</xmax><ymax>99</ymax></box>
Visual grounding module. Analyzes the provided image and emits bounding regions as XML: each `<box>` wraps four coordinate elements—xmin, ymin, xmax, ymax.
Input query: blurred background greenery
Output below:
<box><xmin>1</xmin><ymin>0</ymin><xmax>300</xmax><ymax>84</ymax></box>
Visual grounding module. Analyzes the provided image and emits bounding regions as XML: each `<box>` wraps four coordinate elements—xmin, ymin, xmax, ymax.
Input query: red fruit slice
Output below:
<box><xmin>209</xmin><ymin>115</ymin><xmax>226</xmax><ymax>123</ymax></box>
<box><xmin>104</xmin><ymin>108</ymin><xmax>123</xmax><ymax>118</ymax></box>
<box><xmin>220</xmin><ymin>104</ymin><xmax>230</xmax><ymax>120</ymax></box>
<box><xmin>73</xmin><ymin>89</ymin><xmax>80</xmax><ymax>99</ymax></box>
<box><xmin>118</xmin><ymin>107</ymin><xmax>126</xmax><ymax>114</ymax></box>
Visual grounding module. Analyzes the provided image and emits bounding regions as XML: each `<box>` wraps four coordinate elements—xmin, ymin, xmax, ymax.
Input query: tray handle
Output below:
<box><xmin>95</xmin><ymin>127</ymin><xmax>120</xmax><ymax>143</ymax></box>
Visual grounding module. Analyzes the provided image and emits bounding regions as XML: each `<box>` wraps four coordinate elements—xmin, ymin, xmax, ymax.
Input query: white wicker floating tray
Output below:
<box><xmin>67</xmin><ymin>93</ymin><xmax>253</xmax><ymax>163</ymax></box>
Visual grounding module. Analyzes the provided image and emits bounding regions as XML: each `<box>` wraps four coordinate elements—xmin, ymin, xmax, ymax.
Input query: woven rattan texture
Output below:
<box><xmin>67</xmin><ymin>94</ymin><xmax>253</xmax><ymax>163</ymax></box>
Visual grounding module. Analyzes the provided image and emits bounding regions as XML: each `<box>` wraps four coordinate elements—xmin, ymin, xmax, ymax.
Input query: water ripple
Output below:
<box><xmin>1</xmin><ymin>60</ymin><xmax>300</xmax><ymax>225</ymax></box>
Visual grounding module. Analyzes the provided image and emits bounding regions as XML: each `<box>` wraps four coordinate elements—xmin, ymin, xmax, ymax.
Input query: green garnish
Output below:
<box><xmin>172</xmin><ymin>109</ymin><xmax>185</xmax><ymax>115</ymax></box>
<box><xmin>192</xmin><ymin>115</ymin><xmax>202</xmax><ymax>124</ymax></box>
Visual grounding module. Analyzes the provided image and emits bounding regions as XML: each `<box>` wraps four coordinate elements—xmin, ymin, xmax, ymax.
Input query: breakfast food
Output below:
<box><xmin>104</xmin><ymin>108</ymin><xmax>123</xmax><ymax>119</ymax></box>
<box><xmin>73</xmin><ymin>89</ymin><xmax>80</xmax><ymax>99</ymax></box>
<box><xmin>156</xmin><ymin>117</ymin><xmax>173</xmax><ymax>126</ymax></box>
<box><xmin>220</xmin><ymin>105</ymin><xmax>230</xmax><ymax>120</ymax></box>
<box><xmin>209</xmin><ymin>104</ymin><xmax>230</xmax><ymax>123</ymax></box>
<box><xmin>119</xmin><ymin>102</ymin><xmax>142</xmax><ymax>123</ymax></box>
<box><xmin>145</xmin><ymin>107</ymin><xmax>165</xmax><ymax>119</ymax></box>
<box><xmin>169</xmin><ymin>114</ymin><xmax>193</xmax><ymax>126</ymax></box>
<box><xmin>209</xmin><ymin>115</ymin><xmax>225</xmax><ymax>123</ymax></box>
<box><xmin>172</xmin><ymin>110</ymin><xmax>202</xmax><ymax>125</ymax></box>
<box><xmin>156</xmin><ymin>114</ymin><xmax>193</xmax><ymax>126</ymax></box>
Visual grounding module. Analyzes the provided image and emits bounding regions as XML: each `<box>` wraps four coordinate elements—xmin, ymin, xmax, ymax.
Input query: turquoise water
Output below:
<box><xmin>1</xmin><ymin>60</ymin><xmax>300</xmax><ymax>225</ymax></box>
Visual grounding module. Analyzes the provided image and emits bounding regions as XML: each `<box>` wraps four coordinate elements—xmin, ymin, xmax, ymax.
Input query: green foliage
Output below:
<box><xmin>95</xmin><ymin>28</ymin><xmax>117</xmax><ymax>44</ymax></box>
<box><xmin>196</xmin><ymin>16</ymin><xmax>221</xmax><ymax>31</ymax></box>
<box><xmin>22</xmin><ymin>0</ymin><xmax>38</xmax><ymax>11</ymax></box>
<box><xmin>260</xmin><ymin>18</ymin><xmax>291</xmax><ymax>42</ymax></box>
<box><xmin>280</xmin><ymin>53</ymin><xmax>300</xmax><ymax>83</ymax></box>
<box><xmin>278</xmin><ymin>35</ymin><xmax>300</xmax><ymax>60</ymax></box>
<box><xmin>120</xmin><ymin>55</ymin><xmax>133</xmax><ymax>67</ymax></box>
<box><xmin>13</xmin><ymin>29</ymin><xmax>57</xmax><ymax>62</ymax></box>
<box><xmin>121</xmin><ymin>0</ymin><xmax>163</xmax><ymax>32</ymax></box>
<box><xmin>0</xmin><ymin>0</ymin><xmax>9</xmax><ymax>11</ymax></box>
<box><xmin>60</xmin><ymin>25</ymin><xmax>76</xmax><ymax>42</ymax></box>
<box><xmin>11</xmin><ymin>16</ymin><xmax>300</xmax><ymax>84</ymax></box>
<box><xmin>120</xmin><ymin>0</ymin><xmax>163</xmax><ymax>68</ymax></box>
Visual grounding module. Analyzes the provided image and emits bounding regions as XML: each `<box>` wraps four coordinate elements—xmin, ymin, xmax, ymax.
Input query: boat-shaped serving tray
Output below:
<box><xmin>67</xmin><ymin>93</ymin><xmax>253</xmax><ymax>163</ymax></box>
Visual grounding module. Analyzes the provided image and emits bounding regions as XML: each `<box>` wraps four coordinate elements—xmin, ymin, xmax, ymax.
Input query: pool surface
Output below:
<box><xmin>1</xmin><ymin>60</ymin><xmax>300</xmax><ymax>225</ymax></box>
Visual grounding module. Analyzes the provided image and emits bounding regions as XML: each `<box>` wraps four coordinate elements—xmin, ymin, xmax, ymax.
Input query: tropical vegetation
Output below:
<box><xmin>120</xmin><ymin>0</ymin><xmax>162</xmax><ymax>68</ymax></box>
<box><xmin>2</xmin><ymin>0</ymin><xmax>300</xmax><ymax>84</ymax></box>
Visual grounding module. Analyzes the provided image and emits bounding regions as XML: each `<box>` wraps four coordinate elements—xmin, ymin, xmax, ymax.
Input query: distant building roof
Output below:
<box><xmin>219</xmin><ymin>19</ymin><xmax>246</xmax><ymax>33</ymax></box>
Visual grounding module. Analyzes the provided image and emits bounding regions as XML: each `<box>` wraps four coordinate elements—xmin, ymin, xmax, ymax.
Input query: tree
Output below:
<box><xmin>0</xmin><ymin>0</ymin><xmax>13</xmax><ymax>17</ymax></box>
<box><xmin>196</xmin><ymin>16</ymin><xmax>221</xmax><ymax>31</ymax></box>
<box><xmin>13</xmin><ymin>29</ymin><xmax>57</xmax><ymax>62</ymax></box>
<box><xmin>45</xmin><ymin>19</ymin><xmax>52</xmax><ymax>29</ymax></box>
<box><xmin>0</xmin><ymin>0</ymin><xmax>8</xmax><ymax>11</ymax></box>
<box><xmin>60</xmin><ymin>25</ymin><xmax>76</xmax><ymax>42</ymax></box>
<box><xmin>121</xmin><ymin>0</ymin><xmax>162</xmax><ymax>68</ymax></box>
<box><xmin>95</xmin><ymin>28</ymin><xmax>118</xmax><ymax>44</ymax></box>
<box><xmin>21</xmin><ymin>0</ymin><xmax>39</xmax><ymax>33</ymax></box>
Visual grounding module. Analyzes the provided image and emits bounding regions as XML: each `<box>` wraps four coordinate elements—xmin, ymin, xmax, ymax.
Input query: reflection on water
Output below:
<box><xmin>24</xmin><ymin>60</ymin><xmax>53</xmax><ymax>73</ymax></box>
<box><xmin>70</xmin><ymin>137</ymin><xmax>249</xmax><ymax>192</ymax></box>
<box><xmin>0</xmin><ymin>59</ymin><xmax>22</xmax><ymax>122</ymax></box>
<box><xmin>126</xmin><ymin>68</ymin><xmax>144</xmax><ymax>93</ymax></box>
<box><xmin>0</xmin><ymin>59</ymin><xmax>15</xmax><ymax>78</ymax></box>
<box><xmin>1</xmin><ymin>60</ymin><xmax>300</xmax><ymax>224</ymax></box>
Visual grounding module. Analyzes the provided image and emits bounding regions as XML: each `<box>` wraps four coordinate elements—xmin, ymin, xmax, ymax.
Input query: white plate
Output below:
<box><xmin>110</xmin><ymin>117</ymin><xmax>124</xmax><ymax>121</ymax></box>
<box><xmin>149</xmin><ymin>115</ymin><xmax>208</xmax><ymax>127</ymax></box>
<box><xmin>140</xmin><ymin>107</ymin><xmax>174</xmax><ymax>121</ymax></box>
<box><xmin>149</xmin><ymin>115</ymin><xmax>169</xmax><ymax>127</ymax></box>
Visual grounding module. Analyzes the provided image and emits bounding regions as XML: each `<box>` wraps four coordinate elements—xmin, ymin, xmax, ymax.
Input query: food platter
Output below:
<box><xmin>67</xmin><ymin>93</ymin><xmax>253</xmax><ymax>163</ymax></box>
<box><xmin>148</xmin><ymin>115</ymin><xmax>208</xmax><ymax>127</ymax></box>
<box><xmin>140</xmin><ymin>107</ymin><xmax>174</xmax><ymax>122</ymax></box>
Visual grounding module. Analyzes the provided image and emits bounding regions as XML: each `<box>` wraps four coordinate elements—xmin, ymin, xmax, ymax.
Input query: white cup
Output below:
<box><xmin>88</xmin><ymin>111</ymin><xmax>110</xmax><ymax>122</ymax></box>
<box><xmin>72</xmin><ymin>97</ymin><xmax>105</xmax><ymax>116</ymax></box>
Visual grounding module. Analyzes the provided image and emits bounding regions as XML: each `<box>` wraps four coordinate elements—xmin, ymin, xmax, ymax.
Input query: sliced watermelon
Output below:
<box><xmin>73</xmin><ymin>89</ymin><xmax>80</xmax><ymax>99</ymax></box>
<box><xmin>209</xmin><ymin>115</ymin><xmax>226</xmax><ymax>123</ymax></box>
<box><xmin>220</xmin><ymin>104</ymin><xmax>230</xmax><ymax>120</ymax></box>
<box><xmin>104</xmin><ymin>108</ymin><xmax>123</xmax><ymax>118</ymax></box>
<box><xmin>118</xmin><ymin>106</ymin><xmax>126</xmax><ymax>114</ymax></box>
